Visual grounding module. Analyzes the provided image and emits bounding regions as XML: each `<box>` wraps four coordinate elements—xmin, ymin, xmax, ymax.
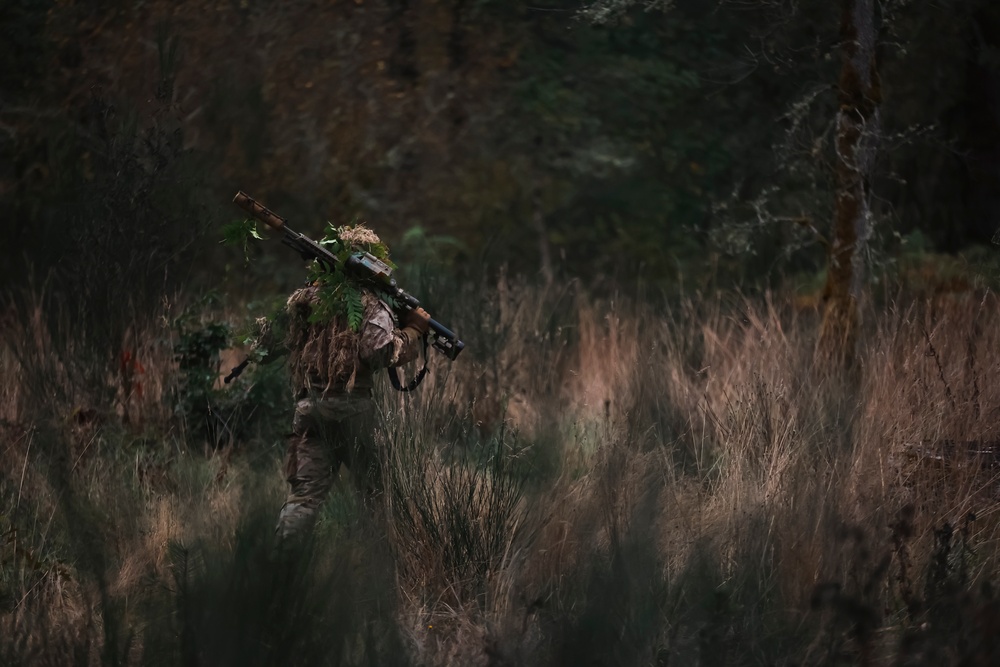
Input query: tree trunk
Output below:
<box><xmin>532</xmin><ymin>189</ymin><xmax>554</xmax><ymax>288</ymax></box>
<box><xmin>818</xmin><ymin>0</ymin><xmax>881</xmax><ymax>366</ymax></box>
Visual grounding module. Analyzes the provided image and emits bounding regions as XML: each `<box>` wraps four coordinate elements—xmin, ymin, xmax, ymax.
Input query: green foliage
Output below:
<box><xmin>344</xmin><ymin>288</ymin><xmax>364</xmax><ymax>332</ymax></box>
<box><xmin>220</xmin><ymin>218</ymin><xmax>264</xmax><ymax>261</ymax></box>
<box><xmin>305</xmin><ymin>223</ymin><xmax>396</xmax><ymax>330</ymax></box>
<box><xmin>490</xmin><ymin>3</ymin><xmax>721</xmax><ymax>282</ymax></box>
<box><xmin>172</xmin><ymin>303</ymin><xmax>232</xmax><ymax>443</ymax></box>
<box><xmin>236</xmin><ymin>298</ymin><xmax>291</xmax><ymax>366</ymax></box>
<box><xmin>171</xmin><ymin>296</ymin><xmax>291</xmax><ymax>450</ymax></box>
<box><xmin>307</xmin><ymin>269</ymin><xmax>365</xmax><ymax>331</ymax></box>
<box><xmin>398</xmin><ymin>226</ymin><xmax>468</xmax><ymax>268</ymax></box>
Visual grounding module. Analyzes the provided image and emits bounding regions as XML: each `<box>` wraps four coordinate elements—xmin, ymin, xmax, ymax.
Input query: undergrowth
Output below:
<box><xmin>3</xmin><ymin>277</ymin><xmax>1000</xmax><ymax>666</ymax></box>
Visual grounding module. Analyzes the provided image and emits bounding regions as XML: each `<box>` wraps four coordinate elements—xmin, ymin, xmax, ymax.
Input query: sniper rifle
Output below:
<box><xmin>225</xmin><ymin>190</ymin><xmax>464</xmax><ymax>390</ymax></box>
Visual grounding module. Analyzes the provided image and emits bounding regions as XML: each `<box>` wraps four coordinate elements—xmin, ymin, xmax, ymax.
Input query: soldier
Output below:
<box><xmin>250</xmin><ymin>225</ymin><xmax>430</xmax><ymax>540</ymax></box>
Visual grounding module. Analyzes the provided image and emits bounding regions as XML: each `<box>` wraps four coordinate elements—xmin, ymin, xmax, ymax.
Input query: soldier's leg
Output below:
<box><xmin>276</xmin><ymin>430</ymin><xmax>335</xmax><ymax>541</ymax></box>
<box><xmin>332</xmin><ymin>411</ymin><xmax>382</xmax><ymax>499</ymax></box>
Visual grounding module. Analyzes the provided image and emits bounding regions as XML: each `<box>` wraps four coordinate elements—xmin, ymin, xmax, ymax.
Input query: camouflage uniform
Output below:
<box><xmin>254</xmin><ymin>283</ymin><xmax>423</xmax><ymax>540</ymax></box>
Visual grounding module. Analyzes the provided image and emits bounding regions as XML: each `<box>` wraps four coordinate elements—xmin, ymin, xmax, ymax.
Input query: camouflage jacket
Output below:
<box><xmin>251</xmin><ymin>284</ymin><xmax>422</xmax><ymax>401</ymax></box>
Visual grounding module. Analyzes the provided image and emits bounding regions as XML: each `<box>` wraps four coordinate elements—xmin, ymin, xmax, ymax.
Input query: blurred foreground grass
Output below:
<box><xmin>3</xmin><ymin>276</ymin><xmax>1000</xmax><ymax>666</ymax></box>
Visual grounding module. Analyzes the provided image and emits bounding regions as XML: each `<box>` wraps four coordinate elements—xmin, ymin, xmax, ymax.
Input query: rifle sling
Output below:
<box><xmin>388</xmin><ymin>334</ymin><xmax>429</xmax><ymax>392</ymax></box>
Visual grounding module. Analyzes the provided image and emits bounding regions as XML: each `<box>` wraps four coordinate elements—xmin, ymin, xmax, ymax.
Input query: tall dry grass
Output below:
<box><xmin>378</xmin><ymin>280</ymin><xmax>1000</xmax><ymax>666</ymax></box>
<box><xmin>3</xmin><ymin>277</ymin><xmax>1000</xmax><ymax>665</ymax></box>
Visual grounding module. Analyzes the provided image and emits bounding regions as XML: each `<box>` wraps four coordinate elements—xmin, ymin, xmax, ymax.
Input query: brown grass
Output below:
<box><xmin>3</xmin><ymin>281</ymin><xmax>1000</xmax><ymax>665</ymax></box>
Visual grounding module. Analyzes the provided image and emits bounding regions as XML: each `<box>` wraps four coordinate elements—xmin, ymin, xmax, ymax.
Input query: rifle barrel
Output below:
<box><xmin>234</xmin><ymin>191</ymin><xmax>287</xmax><ymax>232</ymax></box>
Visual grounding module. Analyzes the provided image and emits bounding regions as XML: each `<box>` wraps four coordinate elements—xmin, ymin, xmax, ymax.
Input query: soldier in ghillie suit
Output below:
<box><xmin>250</xmin><ymin>224</ymin><xmax>430</xmax><ymax>540</ymax></box>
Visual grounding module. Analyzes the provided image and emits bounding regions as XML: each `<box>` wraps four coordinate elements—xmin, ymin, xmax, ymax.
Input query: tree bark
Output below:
<box><xmin>818</xmin><ymin>0</ymin><xmax>881</xmax><ymax>366</ymax></box>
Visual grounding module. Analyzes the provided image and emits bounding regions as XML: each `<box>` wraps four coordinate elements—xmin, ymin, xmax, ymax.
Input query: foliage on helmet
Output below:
<box><xmin>307</xmin><ymin>222</ymin><xmax>396</xmax><ymax>330</ymax></box>
<box><xmin>222</xmin><ymin>216</ymin><xmax>395</xmax><ymax>332</ymax></box>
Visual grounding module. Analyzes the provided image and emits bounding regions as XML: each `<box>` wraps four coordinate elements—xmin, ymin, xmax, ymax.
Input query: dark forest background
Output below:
<box><xmin>4</xmin><ymin>0</ymin><xmax>1000</xmax><ymax>299</ymax></box>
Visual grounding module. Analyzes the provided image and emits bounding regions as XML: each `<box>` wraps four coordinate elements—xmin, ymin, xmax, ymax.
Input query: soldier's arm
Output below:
<box><xmin>248</xmin><ymin>307</ymin><xmax>291</xmax><ymax>362</ymax></box>
<box><xmin>395</xmin><ymin>307</ymin><xmax>431</xmax><ymax>363</ymax></box>
<box><xmin>359</xmin><ymin>294</ymin><xmax>428</xmax><ymax>369</ymax></box>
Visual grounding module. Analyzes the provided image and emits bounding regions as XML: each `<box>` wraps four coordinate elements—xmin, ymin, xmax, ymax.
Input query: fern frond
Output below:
<box><xmin>346</xmin><ymin>288</ymin><xmax>364</xmax><ymax>331</ymax></box>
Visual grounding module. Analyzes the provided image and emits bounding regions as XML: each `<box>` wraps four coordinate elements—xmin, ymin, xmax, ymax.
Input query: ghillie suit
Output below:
<box><xmin>250</xmin><ymin>225</ymin><xmax>424</xmax><ymax>540</ymax></box>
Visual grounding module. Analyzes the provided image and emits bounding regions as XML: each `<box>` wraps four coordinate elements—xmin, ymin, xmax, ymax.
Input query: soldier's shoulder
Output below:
<box><xmin>361</xmin><ymin>289</ymin><xmax>392</xmax><ymax>311</ymax></box>
<box><xmin>362</xmin><ymin>290</ymin><xmax>395</xmax><ymax>331</ymax></box>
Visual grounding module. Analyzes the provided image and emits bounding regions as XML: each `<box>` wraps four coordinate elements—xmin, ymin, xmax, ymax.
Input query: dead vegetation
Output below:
<box><xmin>3</xmin><ymin>280</ymin><xmax>1000</xmax><ymax>666</ymax></box>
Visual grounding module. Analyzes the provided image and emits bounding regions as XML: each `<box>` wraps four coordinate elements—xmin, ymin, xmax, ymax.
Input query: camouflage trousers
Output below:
<box><xmin>275</xmin><ymin>394</ymin><xmax>379</xmax><ymax>541</ymax></box>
